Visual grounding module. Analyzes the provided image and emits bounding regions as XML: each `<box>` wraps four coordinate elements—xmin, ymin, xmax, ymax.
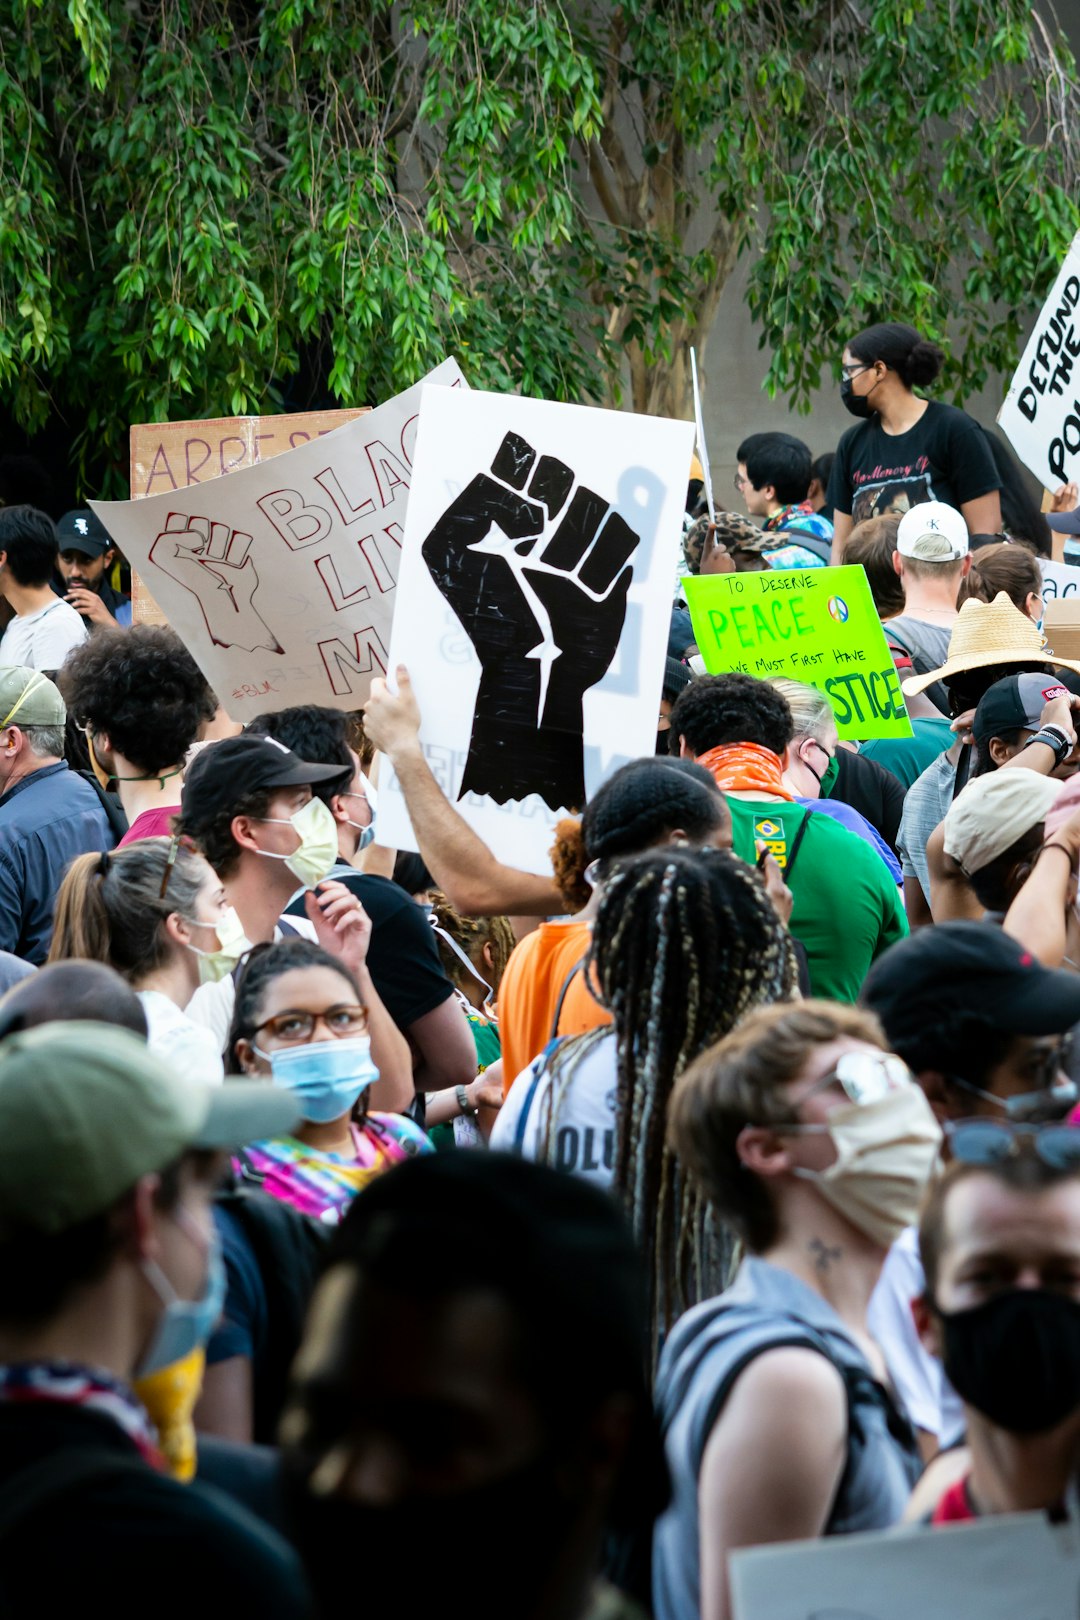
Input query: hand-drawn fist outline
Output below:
<box><xmin>422</xmin><ymin>431</ymin><xmax>639</xmax><ymax>810</ymax></box>
<box><xmin>149</xmin><ymin>513</ymin><xmax>284</xmax><ymax>654</ymax></box>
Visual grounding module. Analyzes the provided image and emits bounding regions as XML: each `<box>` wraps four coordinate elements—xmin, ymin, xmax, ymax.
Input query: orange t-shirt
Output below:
<box><xmin>498</xmin><ymin>918</ymin><xmax>611</xmax><ymax>1092</ymax></box>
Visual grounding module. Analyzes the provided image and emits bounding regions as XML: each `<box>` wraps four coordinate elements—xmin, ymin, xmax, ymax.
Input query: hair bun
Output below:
<box><xmin>904</xmin><ymin>337</ymin><xmax>945</xmax><ymax>389</ymax></box>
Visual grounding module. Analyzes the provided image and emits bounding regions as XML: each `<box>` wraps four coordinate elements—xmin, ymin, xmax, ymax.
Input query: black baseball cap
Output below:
<box><xmin>181</xmin><ymin>734</ymin><xmax>348</xmax><ymax>827</ymax></box>
<box><xmin>863</xmin><ymin>922</ymin><xmax>1080</xmax><ymax>1045</ymax></box>
<box><xmin>56</xmin><ymin>510</ymin><xmax>113</xmax><ymax>557</ymax></box>
<box><xmin>972</xmin><ymin>671</ymin><xmax>1070</xmax><ymax>745</ymax></box>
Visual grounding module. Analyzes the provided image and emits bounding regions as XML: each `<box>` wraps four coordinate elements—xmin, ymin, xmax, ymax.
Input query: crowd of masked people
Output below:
<box><xmin>4</xmin><ymin>317</ymin><xmax>1080</xmax><ymax>1616</ymax></box>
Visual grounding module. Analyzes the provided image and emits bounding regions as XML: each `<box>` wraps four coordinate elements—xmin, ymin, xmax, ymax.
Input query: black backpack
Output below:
<box><xmin>215</xmin><ymin>1182</ymin><xmax>331</xmax><ymax>1444</ymax></box>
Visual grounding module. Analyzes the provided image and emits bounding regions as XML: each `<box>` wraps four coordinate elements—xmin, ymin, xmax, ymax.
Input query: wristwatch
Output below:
<box><xmin>455</xmin><ymin>1084</ymin><xmax>478</xmax><ymax>1117</ymax></box>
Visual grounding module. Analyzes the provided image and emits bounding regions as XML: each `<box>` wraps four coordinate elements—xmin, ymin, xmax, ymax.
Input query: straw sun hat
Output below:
<box><xmin>901</xmin><ymin>591</ymin><xmax>1080</xmax><ymax>696</ymax></box>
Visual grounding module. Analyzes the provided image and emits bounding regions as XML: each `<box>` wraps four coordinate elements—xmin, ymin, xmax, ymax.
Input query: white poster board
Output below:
<box><xmin>998</xmin><ymin>230</ymin><xmax>1080</xmax><ymax>490</ymax></box>
<box><xmin>379</xmin><ymin>387</ymin><xmax>694</xmax><ymax>874</ymax></box>
<box><xmin>91</xmin><ymin>359</ymin><xmax>465</xmax><ymax>719</ymax></box>
<box><xmin>731</xmin><ymin>1510</ymin><xmax>1080</xmax><ymax>1620</ymax></box>
<box><xmin>1041</xmin><ymin>557</ymin><xmax>1080</xmax><ymax>600</ymax></box>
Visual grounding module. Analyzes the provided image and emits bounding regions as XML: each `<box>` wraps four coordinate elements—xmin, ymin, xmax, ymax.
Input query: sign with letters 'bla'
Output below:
<box><xmin>684</xmin><ymin>564</ymin><xmax>913</xmax><ymax>741</ymax></box>
<box><xmin>93</xmin><ymin>359</ymin><xmax>465</xmax><ymax>719</ymax></box>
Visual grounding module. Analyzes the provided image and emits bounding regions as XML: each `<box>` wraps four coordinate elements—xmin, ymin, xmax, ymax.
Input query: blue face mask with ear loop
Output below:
<box><xmin>137</xmin><ymin>1209</ymin><xmax>226</xmax><ymax>1377</ymax></box>
<box><xmin>340</xmin><ymin>773</ymin><xmax>378</xmax><ymax>853</ymax></box>
<box><xmin>255</xmin><ymin>1035</ymin><xmax>380</xmax><ymax>1124</ymax></box>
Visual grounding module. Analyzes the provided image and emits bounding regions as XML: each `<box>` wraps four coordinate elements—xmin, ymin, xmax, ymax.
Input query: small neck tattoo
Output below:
<box><xmin>808</xmin><ymin>1236</ymin><xmax>843</xmax><ymax>1276</ymax></box>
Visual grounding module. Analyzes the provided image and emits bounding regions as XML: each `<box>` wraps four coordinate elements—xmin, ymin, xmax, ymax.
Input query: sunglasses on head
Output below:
<box><xmin>946</xmin><ymin>1118</ymin><xmax>1080</xmax><ymax>1169</ymax></box>
<box><xmin>798</xmin><ymin>1051</ymin><xmax>912</xmax><ymax>1107</ymax></box>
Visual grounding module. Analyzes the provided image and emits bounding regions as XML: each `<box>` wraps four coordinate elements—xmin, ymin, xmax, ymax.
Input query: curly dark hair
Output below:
<box><xmin>668</xmin><ymin>673</ymin><xmax>793</xmax><ymax>759</ymax></box>
<box><xmin>58</xmin><ymin>625</ymin><xmax>214</xmax><ymax>775</ymax></box>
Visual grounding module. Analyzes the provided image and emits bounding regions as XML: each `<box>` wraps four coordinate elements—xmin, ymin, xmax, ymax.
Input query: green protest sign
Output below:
<box><xmin>683</xmin><ymin>564</ymin><xmax>913</xmax><ymax>741</ymax></box>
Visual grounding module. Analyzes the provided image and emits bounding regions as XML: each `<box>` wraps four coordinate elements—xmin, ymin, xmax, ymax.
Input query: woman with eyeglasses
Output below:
<box><xmin>48</xmin><ymin>837</ymin><xmax>238</xmax><ymax>1082</ymax></box>
<box><xmin>827</xmin><ymin>321</ymin><xmax>1002</xmax><ymax>564</ymax></box>
<box><xmin>769</xmin><ymin>679</ymin><xmax>902</xmax><ymax>884</ymax></box>
<box><xmin>227</xmin><ymin>937</ymin><xmax>431</xmax><ymax>1222</ymax></box>
<box><xmin>654</xmin><ymin>1000</ymin><xmax>939</xmax><ymax>1620</ymax></box>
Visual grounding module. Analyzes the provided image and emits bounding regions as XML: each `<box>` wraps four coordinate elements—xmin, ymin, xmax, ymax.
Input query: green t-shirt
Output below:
<box><xmin>726</xmin><ymin>797</ymin><xmax>909</xmax><ymax>1004</ymax></box>
<box><xmin>859</xmin><ymin>717</ymin><xmax>953</xmax><ymax>792</ymax></box>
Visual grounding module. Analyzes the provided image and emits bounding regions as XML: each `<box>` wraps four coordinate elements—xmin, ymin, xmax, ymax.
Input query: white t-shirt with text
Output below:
<box><xmin>490</xmin><ymin>1031</ymin><xmax>617</xmax><ymax>1189</ymax></box>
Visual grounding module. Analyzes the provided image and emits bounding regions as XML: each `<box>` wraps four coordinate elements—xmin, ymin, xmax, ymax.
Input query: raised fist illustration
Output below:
<box><xmin>422</xmin><ymin>431</ymin><xmax>638</xmax><ymax>810</ymax></box>
<box><xmin>149</xmin><ymin>513</ymin><xmax>284</xmax><ymax>654</ymax></box>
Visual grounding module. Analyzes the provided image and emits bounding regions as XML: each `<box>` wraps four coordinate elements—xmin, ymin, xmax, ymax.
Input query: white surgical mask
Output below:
<box><xmin>181</xmin><ymin>906</ymin><xmax>251</xmax><ymax>984</ymax></box>
<box><xmin>254</xmin><ymin>797</ymin><xmax>339</xmax><ymax>889</ymax></box>
<box><xmin>787</xmin><ymin>1086</ymin><xmax>943</xmax><ymax>1248</ymax></box>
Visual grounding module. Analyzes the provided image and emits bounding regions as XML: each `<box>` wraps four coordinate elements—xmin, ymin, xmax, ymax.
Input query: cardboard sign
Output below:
<box><xmin>730</xmin><ymin>1509</ymin><xmax>1080</xmax><ymax>1620</ymax></box>
<box><xmin>998</xmin><ymin>230</ymin><xmax>1080</xmax><ymax>489</ymax></box>
<box><xmin>93</xmin><ymin>359</ymin><xmax>466</xmax><ymax>718</ymax></box>
<box><xmin>683</xmin><ymin>564</ymin><xmax>913</xmax><ymax>740</ymax></box>
<box><xmin>379</xmin><ymin>386</ymin><xmax>695</xmax><ymax>875</ymax></box>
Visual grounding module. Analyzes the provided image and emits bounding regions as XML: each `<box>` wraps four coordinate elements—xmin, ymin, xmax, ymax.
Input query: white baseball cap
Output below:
<box><xmin>896</xmin><ymin>501</ymin><xmax>969</xmax><ymax>562</ymax></box>
<box><xmin>943</xmin><ymin>769</ymin><xmax>1063</xmax><ymax>876</ymax></box>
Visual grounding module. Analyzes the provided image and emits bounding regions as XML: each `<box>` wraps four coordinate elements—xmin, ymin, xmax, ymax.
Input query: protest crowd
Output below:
<box><xmin>6</xmin><ymin>309</ymin><xmax>1080</xmax><ymax>1619</ymax></box>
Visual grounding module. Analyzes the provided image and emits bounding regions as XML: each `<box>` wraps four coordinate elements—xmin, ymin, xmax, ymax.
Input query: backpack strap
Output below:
<box><xmin>0</xmin><ymin>1449</ymin><xmax>149</xmax><ymax>1539</ymax></box>
<box><xmin>549</xmin><ymin>954</ymin><xmax>588</xmax><ymax>1042</ymax></box>
<box><xmin>781</xmin><ymin>809</ymin><xmax>814</xmax><ymax>886</ymax></box>
<box><xmin>513</xmin><ymin>1041</ymin><xmax>563</xmax><ymax>1151</ymax></box>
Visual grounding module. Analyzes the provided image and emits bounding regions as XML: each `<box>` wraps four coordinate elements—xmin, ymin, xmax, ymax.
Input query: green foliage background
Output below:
<box><xmin>1</xmin><ymin>0</ymin><xmax>1077</xmax><ymax>492</ymax></box>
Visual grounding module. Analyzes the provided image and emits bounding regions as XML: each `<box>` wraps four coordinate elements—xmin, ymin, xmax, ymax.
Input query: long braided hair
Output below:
<box><xmin>540</xmin><ymin>846</ymin><xmax>798</xmax><ymax>1361</ymax></box>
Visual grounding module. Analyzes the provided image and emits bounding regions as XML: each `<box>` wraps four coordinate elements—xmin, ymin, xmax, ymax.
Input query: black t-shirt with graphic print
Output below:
<box><xmin>827</xmin><ymin>401</ymin><xmax>1000</xmax><ymax>525</ymax></box>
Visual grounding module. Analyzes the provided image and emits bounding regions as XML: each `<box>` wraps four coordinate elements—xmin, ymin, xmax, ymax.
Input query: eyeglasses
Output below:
<box><xmin>796</xmin><ymin>1051</ymin><xmax>913</xmax><ymax>1108</ymax></box>
<box><xmin>947</xmin><ymin>1118</ymin><xmax>1080</xmax><ymax>1170</ymax></box>
<box><xmin>841</xmin><ymin>362</ymin><xmax>872</xmax><ymax>380</ymax></box>
<box><xmin>733</xmin><ymin>471</ymin><xmax>750</xmax><ymax>491</ymax></box>
<box><xmin>253</xmin><ymin>1005</ymin><xmax>369</xmax><ymax>1044</ymax></box>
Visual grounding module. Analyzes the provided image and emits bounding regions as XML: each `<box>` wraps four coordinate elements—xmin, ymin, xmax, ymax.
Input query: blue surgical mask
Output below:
<box><xmin>138</xmin><ymin>1215</ymin><xmax>225</xmax><ymax>1377</ymax></box>
<box><xmin>340</xmin><ymin>775</ymin><xmax>377</xmax><ymax>853</ymax></box>
<box><xmin>264</xmin><ymin>1035</ymin><xmax>379</xmax><ymax>1124</ymax></box>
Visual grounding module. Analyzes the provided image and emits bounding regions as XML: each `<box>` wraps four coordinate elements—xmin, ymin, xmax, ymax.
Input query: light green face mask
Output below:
<box><xmin>181</xmin><ymin>906</ymin><xmax>252</xmax><ymax>984</ymax></box>
<box><xmin>253</xmin><ymin>795</ymin><xmax>339</xmax><ymax>889</ymax></box>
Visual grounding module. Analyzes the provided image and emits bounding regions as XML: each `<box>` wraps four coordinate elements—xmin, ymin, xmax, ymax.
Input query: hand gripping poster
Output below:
<box><xmin>91</xmin><ymin>359</ymin><xmax>465</xmax><ymax>719</ymax></box>
<box><xmin>380</xmin><ymin>387</ymin><xmax>695</xmax><ymax>874</ymax></box>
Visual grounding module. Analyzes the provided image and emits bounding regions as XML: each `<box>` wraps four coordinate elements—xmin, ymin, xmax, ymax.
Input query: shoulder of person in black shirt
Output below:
<box><xmin>0</xmin><ymin>1403</ymin><xmax>312</xmax><ymax>1616</ymax></box>
<box><xmin>826</xmin><ymin>747</ymin><xmax>905</xmax><ymax>852</ymax></box>
<box><xmin>827</xmin><ymin>401</ymin><xmax>999</xmax><ymax>521</ymax></box>
<box><xmin>285</xmin><ymin>868</ymin><xmax>453</xmax><ymax>1030</ymax></box>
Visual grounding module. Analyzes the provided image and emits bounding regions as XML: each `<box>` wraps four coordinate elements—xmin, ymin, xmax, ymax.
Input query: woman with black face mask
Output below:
<box><xmin>914</xmin><ymin>1143</ymin><xmax>1080</xmax><ymax>1525</ymax></box>
<box><xmin>827</xmin><ymin>322</ymin><xmax>1002</xmax><ymax>563</ymax></box>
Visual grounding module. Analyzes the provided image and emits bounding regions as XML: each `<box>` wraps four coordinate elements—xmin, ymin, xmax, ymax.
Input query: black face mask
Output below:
<box><xmin>936</xmin><ymin>1288</ymin><xmax>1080</xmax><ymax>1434</ymax></box>
<box><xmin>283</xmin><ymin>1449</ymin><xmax>580</xmax><ymax>1619</ymax></box>
<box><xmin>655</xmin><ymin>727</ymin><xmax>672</xmax><ymax>757</ymax></box>
<box><xmin>840</xmin><ymin>374</ymin><xmax>877</xmax><ymax>418</ymax></box>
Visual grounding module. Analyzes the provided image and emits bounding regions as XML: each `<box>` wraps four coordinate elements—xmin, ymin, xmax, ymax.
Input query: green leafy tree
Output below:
<box><xmin>1</xmin><ymin>0</ymin><xmax>1077</xmax><ymax>493</ymax></box>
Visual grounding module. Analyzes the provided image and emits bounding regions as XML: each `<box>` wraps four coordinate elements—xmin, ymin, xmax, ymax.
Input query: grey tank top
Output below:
<box><xmin>651</xmin><ymin>1258</ymin><xmax>920</xmax><ymax>1620</ymax></box>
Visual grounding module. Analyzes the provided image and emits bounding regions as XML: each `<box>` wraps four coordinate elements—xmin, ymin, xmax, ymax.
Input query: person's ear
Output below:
<box><xmin>912</xmin><ymin>1293</ymin><xmax>942</xmax><ymax>1359</ymax></box>
<box><xmin>678</xmin><ymin>735</ymin><xmax>693</xmax><ymax>759</ymax></box>
<box><xmin>230</xmin><ymin>814</ymin><xmax>263</xmax><ymax>855</ymax></box>
<box><xmin>128</xmin><ymin>1173</ymin><xmax>164</xmax><ymax>1264</ymax></box>
<box><xmin>988</xmin><ymin>735</ymin><xmax>1012</xmax><ymax>767</ymax></box>
<box><xmin>660</xmin><ymin>826</ymin><xmax>690</xmax><ymax>846</ymax></box>
<box><xmin>960</xmin><ymin>554</ymin><xmax>973</xmax><ymax>578</ymax></box>
<box><xmin>892</xmin><ymin>549</ymin><xmax>904</xmax><ymax>578</ymax></box>
<box><xmin>234</xmin><ymin>1038</ymin><xmax>260</xmax><ymax>1076</ymax></box>
<box><xmin>917</xmin><ymin>1070</ymin><xmax>962</xmax><ymax>1125</ymax></box>
<box><xmin>481</xmin><ymin>940</ymin><xmax>496</xmax><ymax>972</ymax></box>
<box><xmin>92</xmin><ymin>728</ymin><xmax>113</xmax><ymax>760</ymax></box>
<box><xmin>736</xmin><ymin>1123</ymin><xmax>797</xmax><ymax>1180</ymax></box>
<box><xmin>162</xmin><ymin>911</ymin><xmax>190</xmax><ymax>950</ymax></box>
<box><xmin>327</xmin><ymin>793</ymin><xmax>351</xmax><ymax>827</ymax></box>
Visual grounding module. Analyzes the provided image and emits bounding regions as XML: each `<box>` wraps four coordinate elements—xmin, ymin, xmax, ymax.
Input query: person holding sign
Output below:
<box><xmin>828</xmin><ymin>322</ymin><xmax>1002</xmax><ymax>560</ymax></box>
<box><xmin>668</xmin><ymin>674</ymin><xmax>907</xmax><ymax>1001</ymax></box>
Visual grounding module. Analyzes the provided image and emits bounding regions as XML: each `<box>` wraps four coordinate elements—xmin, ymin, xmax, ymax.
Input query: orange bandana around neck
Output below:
<box><xmin>697</xmin><ymin>741</ymin><xmax>794</xmax><ymax>801</ymax></box>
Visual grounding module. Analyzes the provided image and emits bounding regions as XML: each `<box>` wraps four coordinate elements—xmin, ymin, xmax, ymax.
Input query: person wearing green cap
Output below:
<box><xmin>0</xmin><ymin>1021</ymin><xmax>313</xmax><ymax>1612</ymax></box>
<box><xmin>0</xmin><ymin>665</ymin><xmax>114</xmax><ymax>963</ymax></box>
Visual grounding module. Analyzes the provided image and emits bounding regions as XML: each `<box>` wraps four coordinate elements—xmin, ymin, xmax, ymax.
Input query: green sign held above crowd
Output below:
<box><xmin>683</xmin><ymin>564</ymin><xmax>913</xmax><ymax>740</ymax></box>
